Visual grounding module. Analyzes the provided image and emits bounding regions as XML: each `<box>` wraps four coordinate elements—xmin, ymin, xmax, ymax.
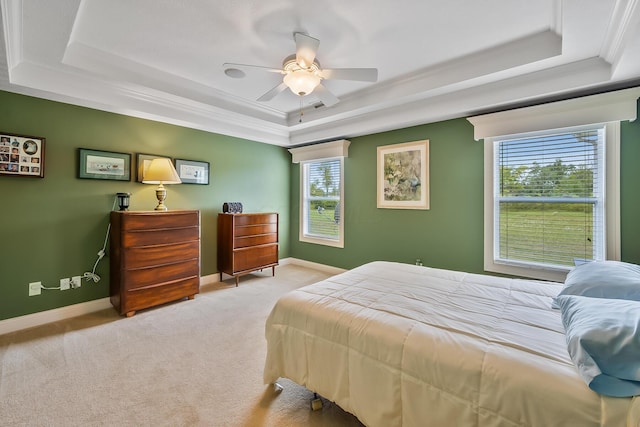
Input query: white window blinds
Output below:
<box><xmin>303</xmin><ymin>159</ymin><xmax>342</xmax><ymax>241</ymax></box>
<box><xmin>495</xmin><ymin>126</ymin><xmax>604</xmax><ymax>268</ymax></box>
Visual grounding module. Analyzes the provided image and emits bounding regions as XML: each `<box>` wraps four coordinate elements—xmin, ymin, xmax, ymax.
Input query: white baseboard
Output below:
<box><xmin>0</xmin><ymin>297</ymin><xmax>112</xmax><ymax>337</ymax></box>
<box><xmin>200</xmin><ymin>273</ymin><xmax>221</xmax><ymax>286</ymax></box>
<box><xmin>279</xmin><ymin>257</ymin><xmax>347</xmax><ymax>275</ymax></box>
<box><xmin>0</xmin><ymin>261</ymin><xmax>343</xmax><ymax>336</ymax></box>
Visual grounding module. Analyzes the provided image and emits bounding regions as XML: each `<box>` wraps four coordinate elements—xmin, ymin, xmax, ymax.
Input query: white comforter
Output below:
<box><xmin>264</xmin><ymin>261</ymin><xmax>639</xmax><ymax>427</ymax></box>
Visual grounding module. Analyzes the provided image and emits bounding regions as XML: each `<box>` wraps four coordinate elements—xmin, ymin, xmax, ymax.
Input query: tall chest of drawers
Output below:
<box><xmin>110</xmin><ymin>210</ymin><xmax>200</xmax><ymax>317</ymax></box>
<box><xmin>217</xmin><ymin>212</ymin><xmax>278</xmax><ymax>286</ymax></box>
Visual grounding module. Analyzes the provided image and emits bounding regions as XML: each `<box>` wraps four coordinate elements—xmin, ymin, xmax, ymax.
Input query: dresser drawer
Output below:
<box><xmin>234</xmin><ymin>223</ymin><xmax>277</xmax><ymax>237</ymax></box>
<box><xmin>123</xmin><ymin>226</ymin><xmax>199</xmax><ymax>247</ymax></box>
<box><xmin>121</xmin><ymin>211</ymin><xmax>199</xmax><ymax>231</ymax></box>
<box><xmin>122</xmin><ymin>276</ymin><xmax>200</xmax><ymax>315</ymax></box>
<box><xmin>124</xmin><ymin>241</ymin><xmax>199</xmax><ymax>269</ymax></box>
<box><xmin>233</xmin><ymin>213</ymin><xmax>277</xmax><ymax>226</ymax></box>
<box><xmin>234</xmin><ymin>233</ymin><xmax>277</xmax><ymax>248</ymax></box>
<box><xmin>233</xmin><ymin>244</ymin><xmax>278</xmax><ymax>273</ymax></box>
<box><xmin>124</xmin><ymin>258</ymin><xmax>199</xmax><ymax>290</ymax></box>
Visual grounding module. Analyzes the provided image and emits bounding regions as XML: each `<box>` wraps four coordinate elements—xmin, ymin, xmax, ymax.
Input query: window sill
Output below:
<box><xmin>484</xmin><ymin>259</ymin><xmax>570</xmax><ymax>283</ymax></box>
<box><xmin>300</xmin><ymin>235</ymin><xmax>344</xmax><ymax>249</ymax></box>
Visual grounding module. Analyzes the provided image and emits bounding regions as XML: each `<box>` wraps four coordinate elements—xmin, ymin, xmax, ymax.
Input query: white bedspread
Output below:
<box><xmin>264</xmin><ymin>261</ymin><xmax>639</xmax><ymax>427</ymax></box>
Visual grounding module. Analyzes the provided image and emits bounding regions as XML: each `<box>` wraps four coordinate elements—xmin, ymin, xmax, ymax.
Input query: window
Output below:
<box><xmin>467</xmin><ymin>89</ymin><xmax>640</xmax><ymax>281</ymax></box>
<box><xmin>494</xmin><ymin>125</ymin><xmax>605</xmax><ymax>265</ymax></box>
<box><xmin>300</xmin><ymin>158</ymin><xmax>344</xmax><ymax>247</ymax></box>
<box><xmin>484</xmin><ymin>122</ymin><xmax>620</xmax><ymax>281</ymax></box>
<box><xmin>289</xmin><ymin>140</ymin><xmax>350</xmax><ymax>248</ymax></box>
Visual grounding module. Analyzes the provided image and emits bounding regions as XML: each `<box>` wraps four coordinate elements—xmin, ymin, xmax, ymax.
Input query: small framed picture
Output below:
<box><xmin>78</xmin><ymin>148</ymin><xmax>131</xmax><ymax>181</ymax></box>
<box><xmin>0</xmin><ymin>132</ymin><xmax>45</xmax><ymax>178</ymax></box>
<box><xmin>136</xmin><ymin>153</ymin><xmax>171</xmax><ymax>182</ymax></box>
<box><xmin>174</xmin><ymin>159</ymin><xmax>209</xmax><ymax>185</ymax></box>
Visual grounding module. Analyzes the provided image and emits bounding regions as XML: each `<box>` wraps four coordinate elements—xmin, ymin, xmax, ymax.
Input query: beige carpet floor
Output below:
<box><xmin>0</xmin><ymin>264</ymin><xmax>364</xmax><ymax>427</ymax></box>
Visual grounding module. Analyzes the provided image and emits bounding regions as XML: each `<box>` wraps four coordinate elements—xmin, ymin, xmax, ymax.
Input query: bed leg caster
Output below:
<box><xmin>310</xmin><ymin>393</ymin><xmax>323</xmax><ymax>411</ymax></box>
<box><xmin>273</xmin><ymin>382</ymin><xmax>283</xmax><ymax>393</ymax></box>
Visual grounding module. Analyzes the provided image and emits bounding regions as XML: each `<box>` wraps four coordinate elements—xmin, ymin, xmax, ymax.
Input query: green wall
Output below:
<box><xmin>289</xmin><ymin>118</ymin><xmax>485</xmax><ymax>272</ymax></box>
<box><xmin>0</xmin><ymin>90</ymin><xmax>290</xmax><ymax>321</ymax></box>
<box><xmin>290</xmin><ymin>111</ymin><xmax>640</xmax><ymax>272</ymax></box>
<box><xmin>620</xmin><ymin>108</ymin><xmax>640</xmax><ymax>263</ymax></box>
<box><xmin>2</xmin><ymin>89</ymin><xmax>639</xmax><ymax>323</ymax></box>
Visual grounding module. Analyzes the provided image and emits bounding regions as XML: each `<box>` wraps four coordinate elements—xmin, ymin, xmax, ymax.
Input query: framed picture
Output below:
<box><xmin>136</xmin><ymin>153</ymin><xmax>171</xmax><ymax>182</ymax></box>
<box><xmin>0</xmin><ymin>132</ymin><xmax>45</xmax><ymax>178</ymax></box>
<box><xmin>175</xmin><ymin>158</ymin><xmax>209</xmax><ymax>185</ymax></box>
<box><xmin>78</xmin><ymin>148</ymin><xmax>131</xmax><ymax>181</ymax></box>
<box><xmin>377</xmin><ymin>139</ymin><xmax>429</xmax><ymax>210</ymax></box>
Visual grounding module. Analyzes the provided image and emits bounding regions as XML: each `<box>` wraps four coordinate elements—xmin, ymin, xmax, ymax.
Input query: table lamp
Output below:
<box><xmin>142</xmin><ymin>158</ymin><xmax>181</xmax><ymax>211</ymax></box>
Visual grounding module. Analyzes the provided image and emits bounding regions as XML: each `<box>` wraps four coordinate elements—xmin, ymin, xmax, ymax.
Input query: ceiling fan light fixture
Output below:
<box><xmin>229</xmin><ymin>33</ymin><xmax>377</xmax><ymax>105</ymax></box>
<box><xmin>283</xmin><ymin>70</ymin><xmax>321</xmax><ymax>96</ymax></box>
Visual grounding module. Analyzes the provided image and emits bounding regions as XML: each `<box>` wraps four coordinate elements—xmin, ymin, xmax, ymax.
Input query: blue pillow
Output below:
<box><xmin>552</xmin><ymin>261</ymin><xmax>640</xmax><ymax>308</ymax></box>
<box><xmin>556</xmin><ymin>295</ymin><xmax>640</xmax><ymax>397</ymax></box>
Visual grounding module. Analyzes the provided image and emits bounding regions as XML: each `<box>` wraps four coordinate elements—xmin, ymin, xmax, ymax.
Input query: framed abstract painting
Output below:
<box><xmin>377</xmin><ymin>139</ymin><xmax>429</xmax><ymax>210</ymax></box>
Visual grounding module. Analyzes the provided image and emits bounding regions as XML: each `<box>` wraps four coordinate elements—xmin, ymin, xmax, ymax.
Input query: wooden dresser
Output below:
<box><xmin>110</xmin><ymin>210</ymin><xmax>200</xmax><ymax>316</ymax></box>
<box><xmin>217</xmin><ymin>212</ymin><xmax>278</xmax><ymax>286</ymax></box>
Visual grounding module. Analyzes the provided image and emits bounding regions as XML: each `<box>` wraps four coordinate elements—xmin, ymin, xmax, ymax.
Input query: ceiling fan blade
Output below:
<box><xmin>321</xmin><ymin>68</ymin><xmax>378</xmax><ymax>82</ymax></box>
<box><xmin>313</xmin><ymin>84</ymin><xmax>339</xmax><ymax>107</ymax></box>
<box><xmin>257</xmin><ymin>82</ymin><xmax>288</xmax><ymax>102</ymax></box>
<box><xmin>223</xmin><ymin>62</ymin><xmax>283</xmax><ymax>74</ymax></box>
<box><xmin>294</xmin><ymin>32</ymin><xmax>319</xmax><ymax>68</ymax></box>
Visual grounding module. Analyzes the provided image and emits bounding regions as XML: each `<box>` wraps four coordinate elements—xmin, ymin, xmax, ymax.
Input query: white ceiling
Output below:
<box><xmin>1</xmin><ymin>0</ymin><xmax>640</xmax><ymax>147</ymax></box>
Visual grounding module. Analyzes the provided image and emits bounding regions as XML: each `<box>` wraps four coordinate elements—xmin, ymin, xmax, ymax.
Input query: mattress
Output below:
<box><xmin>264</xmin><ymin>261</ymin><xmax>639</xmax><ymax>427</ymax></box>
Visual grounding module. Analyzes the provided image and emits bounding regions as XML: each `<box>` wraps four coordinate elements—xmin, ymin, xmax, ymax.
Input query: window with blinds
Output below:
<box><xmin>301</xmin><ymin>158</ymin><xmax>344</xmax><ymax>246</ymax></box>
<box><xmin>494</xmin><ymin>125</ymin><xmax>605</xmax><ymax>269</ymax></box>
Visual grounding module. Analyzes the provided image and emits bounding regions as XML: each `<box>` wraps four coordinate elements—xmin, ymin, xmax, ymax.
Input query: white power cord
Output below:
<box><xmin>83</xmin><ymin>196</ymin><xmax>117</xmax><ymax>283</ymax></box>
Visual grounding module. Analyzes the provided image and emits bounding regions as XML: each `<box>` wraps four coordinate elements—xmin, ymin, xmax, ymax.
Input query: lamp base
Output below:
<box><xmin>154</xmin><ymin>185</ymin><xmax>168</xmax><ymax>211</ymax></box>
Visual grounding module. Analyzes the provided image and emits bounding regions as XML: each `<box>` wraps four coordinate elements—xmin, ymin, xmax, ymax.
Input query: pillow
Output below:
<box><xmin>556</xmin><ymin>294</ymin><xmax>640</xmax><ymax>397</ymax></box>
<box><xmin>552</xmin><ymin>260</ymin><xmax>640</xmax><ymax>308</ymax></box>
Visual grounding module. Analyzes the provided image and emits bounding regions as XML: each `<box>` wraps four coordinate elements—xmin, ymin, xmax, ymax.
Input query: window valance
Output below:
<box><xmin>289</xmin><ymin>139</ymin><xmax>351</xmax><ymax>163</ymax></box>
<box><xmin>467</xmin><ymin>87</ymin><xmax>640</xmax><ymax>141</ymax></box>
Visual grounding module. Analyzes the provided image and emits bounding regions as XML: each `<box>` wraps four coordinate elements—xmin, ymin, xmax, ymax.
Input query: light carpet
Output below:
<box><xmin>0</xmin><ymin>264</ymin><xmax>364</xmax><ymax>427</ymax></box>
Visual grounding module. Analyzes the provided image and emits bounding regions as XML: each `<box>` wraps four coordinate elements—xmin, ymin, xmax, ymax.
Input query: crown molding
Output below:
<box><xmin>600</xmin><ymin>0</ymin><xmax>640</xmax><ymax>68</ymax></box>
<box><xmin>6</xmin><ymin>59</ymin><xmax>292</xmax><ymax>145</ymax></box>
<box><xmin>291</xmin><ymin>30</ymin><xmax>562</xmax><ymax>127</ymax></box>
<box><xmin>62</xmin><ymin>40</ymin><xmax>288</xmax><ymax>124</ymax></box>
<box><xmin>289</xmin><ymin>57</ymin><xmax>613</xmax><ymax>144</ymax></box>
<box><xmin>1</xmin><ymin>0</ymin><xmax>23</xmax><ymax>75</ymax></box>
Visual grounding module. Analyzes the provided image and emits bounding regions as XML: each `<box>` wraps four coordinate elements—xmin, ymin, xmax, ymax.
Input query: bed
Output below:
<box><xmin>264</xmin><ymin>261</ymin><xmax>640</xmax><ymax>427</ymax></box>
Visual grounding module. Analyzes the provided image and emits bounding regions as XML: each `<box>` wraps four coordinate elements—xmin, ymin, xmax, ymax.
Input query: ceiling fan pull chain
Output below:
<box><xmin>299</xmin><ymin>97</ymin><xmax>304</xmax><ymax>123</ymax></box>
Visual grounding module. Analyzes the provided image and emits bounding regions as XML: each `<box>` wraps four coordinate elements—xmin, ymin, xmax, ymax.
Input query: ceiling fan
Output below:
<box><xmin>223</xmin><ymin>32</ymin><xmax>378</xmax><ymax>108</ymax></box>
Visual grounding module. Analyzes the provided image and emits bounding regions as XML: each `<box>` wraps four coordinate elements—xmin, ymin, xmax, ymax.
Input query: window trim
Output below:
<box><xmin>289</xmin><ymin>140</ymin><xmax>350</xmax><ymax>249</ymax></box>
<box><xmin>483</xmin><ymin>122</ymin><xmax>620</xmax><ymax>282</ymax></box>
<box><xmin>299</xmin><ymin>157</ymin><xmax>345</xmax><ymax>248</ymax></box>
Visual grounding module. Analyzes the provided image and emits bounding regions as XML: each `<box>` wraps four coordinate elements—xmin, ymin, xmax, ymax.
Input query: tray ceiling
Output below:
<box><xmin>1</xmin><ymin>0</ymin><xmax>639</xmax><ymax>146</ymax></box>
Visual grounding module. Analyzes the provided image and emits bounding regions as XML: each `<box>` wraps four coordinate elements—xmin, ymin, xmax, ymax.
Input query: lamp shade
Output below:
<box><xmin>142</xmin><ymin>158</ymin><xmax>181</xmax><ymax>184</ymax></box>
<box><xmin>283</xmin><ymin>69</ymin><xmax>321</xmax><ymax>96</ymax></box>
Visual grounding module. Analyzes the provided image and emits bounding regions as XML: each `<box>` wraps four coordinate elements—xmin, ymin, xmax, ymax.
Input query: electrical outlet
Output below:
<box><xmin>29</xmin><ymin>282</ymin><xmax>42</xmax><ymax>296</ymax></box>
<box><xmin>60</xmin><ymin>278</ymin><xmax>70</xmax><ymax>291</ymax></box>
<box><xmin>71</xmin><ymin>276</ymin><xmax>82</xmax><ymax>289</ymax></box>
